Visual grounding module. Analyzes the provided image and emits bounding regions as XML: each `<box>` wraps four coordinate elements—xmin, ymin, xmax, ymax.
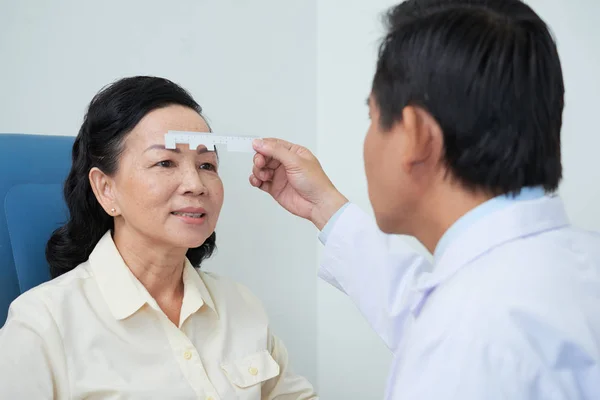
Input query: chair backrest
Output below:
<box><xmin>0</xmin><ymin>134</ymin><xmax>74</xmax><ymax>325</ymax></box>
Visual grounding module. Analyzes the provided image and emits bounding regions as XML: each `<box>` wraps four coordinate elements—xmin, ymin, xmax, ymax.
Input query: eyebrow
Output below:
<box><xmin>143</xmin><ymin>144</ymin><xmax>215</xmax><ymax>154</ymax></box>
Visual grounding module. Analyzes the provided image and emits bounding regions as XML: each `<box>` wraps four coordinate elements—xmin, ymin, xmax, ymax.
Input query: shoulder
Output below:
<box><xmin>5</xmin><ymin>261</ymin><xmax>94</xmax><ymax>328</ymax></box>
<box><xmin>198</xmin><ymin>270</ymin><xmax>262</xmax><ymax>302</ymax></box>
<box><xmin>425</xmin><ymin>241</ymin><xmax>600</xmax><ymax>380</ymax></box>
<box><xmin>196</xmin><ymin>270</ymin><xmax>269</xmax><ymax>319</ymax></box>
<box><xmin>440</xmin><ymin>226</ymin><xmax>600</xmax><ymax>323</ymax></box>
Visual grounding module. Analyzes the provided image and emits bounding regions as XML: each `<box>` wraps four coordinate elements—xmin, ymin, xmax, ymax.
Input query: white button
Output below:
<box><xmin>183</xmin><ymin>350</ymin><xmax>192</xmax><ymax>360</ymax></box>
<box><xmin>248</xmin><ymin>366</ymin><xmax>258</xmax><ymax>376</ymax></box>
<box><xmin>206</xmin><ymin>397</ymin><xmax>214</xmax><ymax>400</ymax></box>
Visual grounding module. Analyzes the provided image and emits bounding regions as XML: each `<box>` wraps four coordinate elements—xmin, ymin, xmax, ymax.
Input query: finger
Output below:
<box><xmin>254</xmin><ymin>151</ymin><xmax>282</xmax><ymax>173</ymax></box>
<box><xmin>249</xmin><ymin>174</ymin><xmax>262</xmax><ymax>188</ymax></box>
<box><xmin>252</xmin><ymin>165</ymin><xmax>275</xmax><ymax>182</ymax></box>
<box><xmin>259</xmin><ymin>168</ymin><xmax>274</xmax><ymax>181</ymax></box>
<box><xmin>253</xmin><ymin>152</ymin><xmax>266</xmax><ymax>169</ymax></box>
<box><xmin>249</xmin><ymin>174</ymin><xmax>273</xmax><ymax>193</ymax></box>
<box><xmin>253</xmin><ymin>137</ymin><xmax>294</xmax><ymax>152</ymax></box>
<box><xmin>253</xmin><ymin>151</ymin><xmax>282</xmax><ymax>171</ymax></box>
<box><xmin>253</xmin><ymin>138</ymin><xmax>299</xmax><ymax>166</ymax></box>
<box><xmin>264</xmin><ymin>156</ymin><xmax>282</xmax><ymax>170</ymax></box>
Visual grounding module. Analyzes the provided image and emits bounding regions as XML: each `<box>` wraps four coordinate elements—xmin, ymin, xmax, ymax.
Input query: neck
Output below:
<box><xmin>411</xmin><ymin>184</ymin><xmax>494</xmax><ymax>254</ymax></box>
<box><xmin>112</xmin><ymin>222</ymin><xmax>187</xmax><ymax>302</ymax></box>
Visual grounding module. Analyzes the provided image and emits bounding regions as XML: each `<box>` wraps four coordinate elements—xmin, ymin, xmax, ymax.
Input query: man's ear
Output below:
<box><xmin>399</xmin><ymin>105</ymin><xmax>444</xmax><ymax>169</ymax></box>
<box><xmin>89</xmin><ymin>167</ymin><xmax>119</xmax><ymax>216</ymax></box>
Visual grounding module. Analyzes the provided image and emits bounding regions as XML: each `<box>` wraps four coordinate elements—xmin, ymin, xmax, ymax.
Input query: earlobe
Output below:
<box><xmin>88</xmin><ymin>167</ymin><xmax>116</xmax><ymax>215</ymax></box>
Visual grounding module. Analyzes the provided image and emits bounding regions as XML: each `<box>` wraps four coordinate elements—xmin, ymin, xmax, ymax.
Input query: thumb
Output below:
<box><xmin>253</xmin><ymin>138</ymin><xmax>299</xmax><ymax>167</ymax></box>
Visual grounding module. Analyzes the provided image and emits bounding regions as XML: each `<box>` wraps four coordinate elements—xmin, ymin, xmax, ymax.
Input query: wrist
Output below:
<box><xmin>311</xmin><ymin>190</ymin><xmax>348</xmax><ymax>230</ymax></box>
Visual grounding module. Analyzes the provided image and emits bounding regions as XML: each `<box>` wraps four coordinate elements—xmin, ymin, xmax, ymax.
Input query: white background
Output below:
<box><xmin>1</xmin><ymin>0</ymin><xmax>599</xmax><ymax>398</ymax></box>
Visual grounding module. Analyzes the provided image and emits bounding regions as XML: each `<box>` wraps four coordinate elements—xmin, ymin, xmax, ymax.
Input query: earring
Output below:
<box><xmin>110</xmin><ymin>208</ymin><xmax>116</xmax><ymax>214</ymax></box>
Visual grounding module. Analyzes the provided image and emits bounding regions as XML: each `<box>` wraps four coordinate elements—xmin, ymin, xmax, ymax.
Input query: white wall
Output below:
<box><xmin>0</xmin><ymin>0</ymin><xmax>318</xmax><ymax>387</ymax></box>
<box><xmin>315</xmin><ymin>0</ymin><xmax>600</xmax><ymax>398</ymax></box>
<box><xmin>316</xmin><ymin>2</ymin><xmax>396</xmax><ymax>399</ymax></box>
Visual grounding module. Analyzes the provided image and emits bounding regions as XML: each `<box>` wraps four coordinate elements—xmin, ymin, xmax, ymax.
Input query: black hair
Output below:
<box><xmin>371</xmin><ymin>0</ymin><xmax>564</xmax><ymax>195</ymax></box>
<box><xmin>46</xmin><ymin>76</ymin><xmax>216</xmax><ymax>278</ymax></box>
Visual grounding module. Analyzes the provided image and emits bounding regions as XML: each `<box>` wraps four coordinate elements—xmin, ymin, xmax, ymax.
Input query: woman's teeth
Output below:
<box><xmin>172</xmin><ymin>212</ymin><xmax>205</xmax><ymax>218</ymax></box>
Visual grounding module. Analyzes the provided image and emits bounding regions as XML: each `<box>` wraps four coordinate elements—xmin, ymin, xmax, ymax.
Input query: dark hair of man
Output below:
<box><xmin>372</xmin><ymin>0</ymin><xmax>564</xmax><ymax>195</ymax></box>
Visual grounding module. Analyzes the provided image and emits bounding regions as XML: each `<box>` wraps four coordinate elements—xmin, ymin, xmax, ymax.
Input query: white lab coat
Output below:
<box><xmin>318</xmin><ymin>194</ymin><xmax>600</xmax><ymax>399</ymax></box>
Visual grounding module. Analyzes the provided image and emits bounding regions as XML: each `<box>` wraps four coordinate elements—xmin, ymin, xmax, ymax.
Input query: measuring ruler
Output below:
<box><xmin>165</xmin><ymin>131</ymin><xmax>260</xmax><ymax>153</ymax></box>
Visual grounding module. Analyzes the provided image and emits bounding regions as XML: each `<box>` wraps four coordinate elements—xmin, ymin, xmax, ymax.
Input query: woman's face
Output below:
<box><xmin>91</xmin><ymin>105</ymin><xmax>224</xmax><ymax>252</ymax></box>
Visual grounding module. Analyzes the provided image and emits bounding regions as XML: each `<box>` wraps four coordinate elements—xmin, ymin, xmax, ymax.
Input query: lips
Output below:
<box><xmin>171</xmin><ymin>207</ymin><xmax>206</xmax><ymax>219</ymax></box>
<box><xmin>172</xmin><ymin>211</ymin><xmax>205</xmax><ymax>218</ymax></box>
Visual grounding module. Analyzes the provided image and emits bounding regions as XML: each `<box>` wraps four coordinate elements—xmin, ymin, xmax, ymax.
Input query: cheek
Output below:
<box><xmin>207</xmin><ymin>175</ymin><xmax>224</xmax><ymax>209</ymax></box>
<box><xmin>363</xmin><ymin>126</ymin><xmax>374</xmax><ymax>172</ymax></box>
<box><xmin>364</xmin><ymin>127</ymin><xmax>404</xmax><ymax>202</ymax></box>
<box><xmin>363</xmin><ymin>125</ymin><xmax>382</xmax><ymax>178</ymax></box>
<box><xmin>119</xmin><ymin>170</ymin><xmax>176</xmax><ymax>210</ymax></box>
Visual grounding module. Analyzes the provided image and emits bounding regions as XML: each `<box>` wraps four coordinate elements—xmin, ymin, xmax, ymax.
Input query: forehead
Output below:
<box><xmin>126</xmin><ymin>104</ymin><xmax>210</xmax><ymax>147</ymax></box>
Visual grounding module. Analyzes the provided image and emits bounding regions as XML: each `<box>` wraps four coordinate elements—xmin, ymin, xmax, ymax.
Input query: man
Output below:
<box><xmin>249</xmin><ymin>0</ymin><xmax>600</xmax><ymax>399</ymax></box>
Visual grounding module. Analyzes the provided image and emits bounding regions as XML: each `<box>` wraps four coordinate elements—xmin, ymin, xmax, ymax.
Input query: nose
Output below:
<box><xmin>180</xmin><ymin>163</ymin><xmax>207</xmax><ymax>196</ymax></box>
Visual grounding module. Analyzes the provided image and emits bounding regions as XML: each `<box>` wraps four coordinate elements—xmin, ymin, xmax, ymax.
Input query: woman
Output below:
<box><xmin>0</xmin><ymin>76</ymin><xmax>317</xmax><ymax>399</ymax></box>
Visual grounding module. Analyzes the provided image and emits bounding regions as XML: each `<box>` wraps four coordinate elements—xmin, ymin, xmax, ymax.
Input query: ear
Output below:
<box><xmin>399</xmin><ymin>105</ymin><xmax>444</xmax><ymax>169</ymax></box>
<box><xmin>89</xmin><ymin>167</ymin><xmax>119</xmax><ymax>216</ymax></box>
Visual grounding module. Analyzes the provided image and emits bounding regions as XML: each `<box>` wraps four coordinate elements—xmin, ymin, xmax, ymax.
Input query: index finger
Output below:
<box><xmin>260</xmin><ymin>137</ymin><xmax>294</xmax><ymax>149</ymax></box>
<box><xmin>252</xmin><ymin>137</ymin><xmax>293</xmax><ymax>169</ymax></box>
<box><xmin>253</xmin><ymin>152</ymin><xmax>281</xmax><ymax>170</ymax></box>
<box><xmin>253</xmin><ymin>137</ymin><xmax>303</xmax><ymax>167</ymax></box>
<box><xmin>252</xmin><ymin>137</ymin><xmax>295</xmax><ymax>153</ymax></box>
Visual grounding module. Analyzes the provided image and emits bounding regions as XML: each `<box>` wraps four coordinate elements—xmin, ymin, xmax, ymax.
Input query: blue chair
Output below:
<box><xmin>0</xmin><ymin>134</ymin><xmax>74</xmax><ymax>326</ymax></box>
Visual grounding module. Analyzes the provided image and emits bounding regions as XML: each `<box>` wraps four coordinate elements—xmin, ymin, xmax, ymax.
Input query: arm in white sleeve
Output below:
<box><xmin>318</xmin><ymin>203</ymin><xmax>432</xmax><ymax>351</ymax></box>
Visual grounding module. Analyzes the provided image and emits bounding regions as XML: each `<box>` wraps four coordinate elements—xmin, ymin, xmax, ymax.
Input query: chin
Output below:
<box><xmin>376</xmin><ymin>219</ymin><xmax>396</xmax><ymax>234</ymax></box>
<box><xmin>374</xmin><ymin>211</ymin><xmax>403</xmax><ymax>235</ymax></box>
<box><xmin>169</xmin><ymin>232</ymin><xmax>213</xmax><ymax>250</ymax></box>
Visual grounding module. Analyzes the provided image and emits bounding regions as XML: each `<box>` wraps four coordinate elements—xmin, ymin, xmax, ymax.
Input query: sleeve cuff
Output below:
<box><xmin>318</xmin><ymin>202</ymin><xmax>350</xmax><ymax>245</ymax></box>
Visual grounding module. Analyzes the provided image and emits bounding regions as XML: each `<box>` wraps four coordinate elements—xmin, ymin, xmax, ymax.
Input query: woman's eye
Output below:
<box><xmin>200</xmin><ymin>163</ymin><xmax>217</xmax><ymax>171</ymax></box>
<box><xmin>157</xmin><ymin>160</ymin><xmax>173</xmax><ymax>168</ymax></box>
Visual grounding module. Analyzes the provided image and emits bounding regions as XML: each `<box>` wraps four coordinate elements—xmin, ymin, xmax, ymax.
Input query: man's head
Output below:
<box><xmin>364</xmin><ymin>0</ymin><xmax>564</xmax><ymax>237</ymax></box>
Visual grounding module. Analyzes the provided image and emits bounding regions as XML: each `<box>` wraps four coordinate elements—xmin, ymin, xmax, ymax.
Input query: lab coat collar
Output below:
<box><xmin>411</xmin><ymin>194</ymin><xmax>570</xmax><ymax>316</ymax></box>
